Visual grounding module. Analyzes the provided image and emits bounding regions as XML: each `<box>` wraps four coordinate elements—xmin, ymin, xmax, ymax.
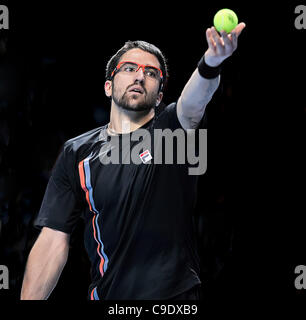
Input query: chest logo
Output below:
<box><xmin>139</xmin><ymin>150</ymin><xmax>152</xmax><ymax>163</ymax></box>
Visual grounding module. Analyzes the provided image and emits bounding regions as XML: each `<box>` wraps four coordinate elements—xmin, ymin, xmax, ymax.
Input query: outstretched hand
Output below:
<box><xmin>204</xmin><ymin>23</ymin><xmax>246</xmax><ymax>67</ymax></box>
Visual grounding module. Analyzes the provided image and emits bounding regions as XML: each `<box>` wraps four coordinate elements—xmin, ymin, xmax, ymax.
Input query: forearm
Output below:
<box><xmin>178</xmin><ymin>68</ymin><xmax>220</xmax><ymax>117</ymax></box>
<box><xmin>21</xmin><ymin>230</ymin><xmax>69</xmax><ymax>300</ymax></box>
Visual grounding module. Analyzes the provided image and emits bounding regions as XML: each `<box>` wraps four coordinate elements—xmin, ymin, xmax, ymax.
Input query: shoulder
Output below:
<box><xmin>154</xmin><ymin>102</ymin><xmax>184</xmax><ymax>130</ymax></box>
<box><xmin>61</xmin><ymin>125</ymin><xmax>105</xmax><ymax>162</ymax></box>
<box><xmin>156</xmin><ymin>102</ymin><xmax>176</xmax><ymax>118</ymax></box>
<box><xmin>64</xmin><ymin>126</ymin><xmax>104</xmax><ymax>152</ymax></box>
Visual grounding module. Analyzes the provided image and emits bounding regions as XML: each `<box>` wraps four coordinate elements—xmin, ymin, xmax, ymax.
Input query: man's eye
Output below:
<box><xmin>145</xmin><ymin>69</ymin><xmax>158</xmax><ymax>78</ymax></box>
<box><xmin>122</xmin><ymin>64</ymin><xmax>137</xmax><ymax>72</ymax></box>
<box><xmin>124</xmin><ymin>67</ymin><xmax>135</xmax><ymax>72</ymax></box>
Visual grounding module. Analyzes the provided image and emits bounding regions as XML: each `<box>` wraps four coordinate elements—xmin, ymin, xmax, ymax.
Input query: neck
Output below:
<box><xmin>109</xmin><ymin>102</ymin><xmax>155</xmax><ymax>134</ymax></box>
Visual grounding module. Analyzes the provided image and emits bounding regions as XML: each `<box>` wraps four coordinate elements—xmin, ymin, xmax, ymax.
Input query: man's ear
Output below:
<box><xmin>156</xmin><ymin>91</ymin><xmax>163</xmax><ymax>106</ymax></box>
<box><xmin>105</xmin><ymin>80</ymin><xmax>112</xmax><ymax>98</ymax></box>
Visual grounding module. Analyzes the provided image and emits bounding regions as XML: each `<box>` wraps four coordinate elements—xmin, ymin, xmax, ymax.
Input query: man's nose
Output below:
<box><xmin>134</xmin><ymin>66</ymin><xmax>145</xmax><ymax>81</ymax></box>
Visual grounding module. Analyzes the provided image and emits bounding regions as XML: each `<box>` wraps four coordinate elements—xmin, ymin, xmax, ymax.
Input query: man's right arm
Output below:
<box><xmin>20</xmin><ymin>227</ymin><xmax>70</xmax><ymax>300</ymax></box>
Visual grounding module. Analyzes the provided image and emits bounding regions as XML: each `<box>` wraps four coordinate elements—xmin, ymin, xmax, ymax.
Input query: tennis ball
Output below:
<box><xmin>213</xmin><ymin>9</ymin><xmax>238</xmax><ymax>33</ymax></box>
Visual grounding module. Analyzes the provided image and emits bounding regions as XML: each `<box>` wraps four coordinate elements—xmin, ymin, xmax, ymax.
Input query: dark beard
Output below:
<box><xmin>112</xmin><ymin>84</ymin><xmax>156</xmax><ymax>112</ymax></box>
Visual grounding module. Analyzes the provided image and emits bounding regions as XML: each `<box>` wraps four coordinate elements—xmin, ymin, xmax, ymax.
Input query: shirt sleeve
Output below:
<box><xmin>33</xmin><ymin>144</ymin><xmax>83</xmax><ymax>234</ymax></box>
<box><xmin>156</xmin><ymin>102</ymin><xmax>207</xmax><ymax>175</ymax></box>
<box><xmin>157</xmin><ymin>102</ymin><xmax>207</xmax><ymax>130</ymax></box>
<box><xmin>156</xmin><ymin>102</ymin><xmax>184</xmax><ymax>130</ymax></box>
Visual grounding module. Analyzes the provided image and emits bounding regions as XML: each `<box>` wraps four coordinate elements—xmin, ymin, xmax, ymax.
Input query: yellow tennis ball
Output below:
<box><xmin>213</xmin><ymin>9</ymin><xmax>238</xmax><ymax>33</ymax></box>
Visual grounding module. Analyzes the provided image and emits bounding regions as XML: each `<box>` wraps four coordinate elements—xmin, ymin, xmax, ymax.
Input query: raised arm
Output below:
<box><xmin>21</xmin><ymin>227</ymin><xmax>70</xmax><ymax>300</ymax></box>
<box><xmin>177</xmin><ymin>23</ymin><xmax>246</xmax><ymax>130</ymax></box>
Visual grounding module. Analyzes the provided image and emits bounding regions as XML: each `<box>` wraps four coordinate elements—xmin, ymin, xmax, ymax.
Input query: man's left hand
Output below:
<box><xmin>204</xmin><ymin>23</ymin><xmax>246</xmax><ymax>67</ymax></box>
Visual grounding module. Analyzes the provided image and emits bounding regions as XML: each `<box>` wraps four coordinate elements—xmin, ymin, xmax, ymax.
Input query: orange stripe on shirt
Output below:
<box><xmin>92</xmin><ymin>215</ymin><xmax>105</xmax><ymax>277</ymax></box>
<box><xmin>78</xmin><ymin>160</ymin><xmax>93</xmax><ymax>212</ymax></box>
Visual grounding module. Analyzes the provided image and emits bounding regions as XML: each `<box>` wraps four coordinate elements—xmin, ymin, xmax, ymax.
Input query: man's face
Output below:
<box><xmin>105</xmin><ymin>48</ymin><xmax>163</xmax><ymax>112</ymax></box>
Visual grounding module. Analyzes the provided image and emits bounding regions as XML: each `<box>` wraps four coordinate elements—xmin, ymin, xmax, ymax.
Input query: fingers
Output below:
<box><xmin>207</xmin><ymin>27</ymin><xmax>233</xmax><ymax>55</ymax></box>
<box><xmin>235</xmin><ymin>22</ymin><xmax>246</xmax><ymax>36</ymax></box>
<box><xmin>206</xmin><ymin>22</ymin><xmax>246</xmax><ymax>53</ymax></box>
<box><xmin>230</xmin><ymin>22</ymin><xmax>246</xmax><ymax>49</ymax></box>
<box><xmin>205</xmin><ymin>28</ymin><xmax>216</xmax><ymax>51</ymax></box>
<box><xmin>221</xmin><ymin>30</ymin><xmax>232</xmax><ymax>48</ymax></box>
<box><xmin>204</xmin><ymin>22</ymin><xmax>245</xmax><ymax>65</ymax></box>
<box><xmin>210</xmin><ymin>27</ymin><xmax>225</xmax><ymax>53</ymax></box>
<box><xmin>229</xmin><ymin>32</ymin><xmax>237</xmax><ymax>49</ymax></box>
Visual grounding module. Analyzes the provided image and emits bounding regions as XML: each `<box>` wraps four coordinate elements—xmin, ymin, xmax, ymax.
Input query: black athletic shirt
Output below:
<box><xmin>34</xmin><ymin>102</ymin><xmax>203</xmax><ymax>300</ymax></box>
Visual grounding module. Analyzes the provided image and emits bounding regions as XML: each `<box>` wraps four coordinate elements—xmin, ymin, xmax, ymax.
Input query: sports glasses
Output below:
<box><xmin>111</xmin><ymin>61</ymin><xmax>163</xmax><ymax>80</ymax></box>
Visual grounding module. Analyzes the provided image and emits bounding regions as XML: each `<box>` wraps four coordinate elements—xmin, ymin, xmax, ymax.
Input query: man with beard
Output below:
<box><xmin>21</xmin><ymin>23</ymin><xmax>245</xmax><ymax>300</ymax></box>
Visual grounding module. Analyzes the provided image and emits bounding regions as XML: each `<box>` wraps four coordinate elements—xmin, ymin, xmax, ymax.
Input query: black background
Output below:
<box><xmin>0</xmin><ymin>0</ymin><xmax>305</xmax><ymax>309</ymax></box>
